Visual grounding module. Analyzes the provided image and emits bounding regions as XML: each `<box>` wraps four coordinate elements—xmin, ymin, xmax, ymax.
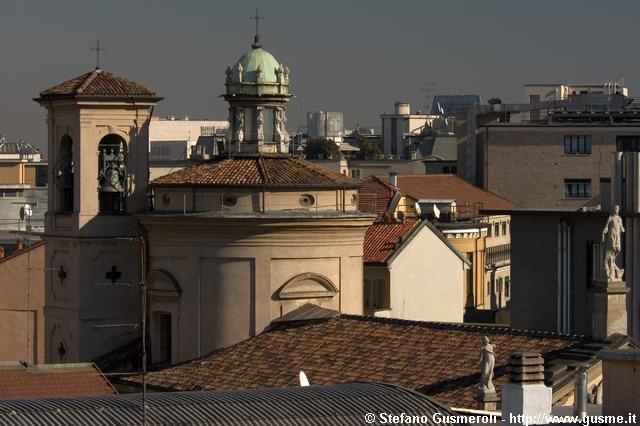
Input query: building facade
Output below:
<box><xmin>35</xmin><ymin>68</ymin><xmax>161</xmax><ymax>363</ymax></box>
<box><xmin>138</xmin><ymin>34</ymin><xmax>373</xmax><ymax>365</ymax></box>
<box><xmin>363</xmin><ymin>218</ymin><xmax>469</xmax><ymax>323</ymax></box>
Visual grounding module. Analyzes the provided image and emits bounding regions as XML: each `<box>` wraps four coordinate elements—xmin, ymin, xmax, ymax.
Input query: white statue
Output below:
<box><xmin>602</xmin><ymin>204</ymin><xmax>625</xmax><ymax>281</ymax></box>
<box><xmin>275</xmin><ymin>108</ymin><xmax>284</xmax><ymax>142</ymax></box>
<box><xmin>233</xmin><ymin>109</ymin><xmax>244</xmax><ymax>142</ymax></box>
<box><xmin>236</xmin><ymin>63</ymin><xmax>243</xmax><ymax>82</ymax></box>
<box><xmin>479</xmin><ymin>336</ymin><xmax>495</xmax><ymax>392</ymax></box>
<box><xmin>256</xmin><ymin>107</ymin><xmax>264</xmax><ymax>142</ymax></box>
<box><xmin>256</xmin><ymin>65</ymin><xmax>263</xmax><ymax>82</ymax></box>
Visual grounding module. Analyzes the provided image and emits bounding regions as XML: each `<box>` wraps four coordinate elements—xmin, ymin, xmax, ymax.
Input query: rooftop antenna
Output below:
<box><xmin>91</xmin><ymin>40</ymin><xmax>106</xmax><ymax>69</ymax></box>
<box><xmin>250</xmin><ymin>9</ymin><xmax>264</xmax><ymax>48</ymax></box>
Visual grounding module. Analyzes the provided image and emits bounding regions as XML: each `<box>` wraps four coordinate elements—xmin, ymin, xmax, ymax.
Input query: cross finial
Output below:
<box><xmin>250</xmin><ymin>9</ymin><xmax>264</xmax><ymax>48</ymax></box>
<box><xmin>91</xmin><ymin>40</ymin><xmax>106</xmax><ymax>69</ymax></box>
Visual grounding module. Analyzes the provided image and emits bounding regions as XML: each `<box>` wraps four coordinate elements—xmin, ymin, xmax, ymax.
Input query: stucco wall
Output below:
<box><xmin>142</xmin><ymin>215</ymin><xmax>370</xmax><ymax>364</ymax></box>
<box><xmin>0</xmin><ymin>243</ymin><xmax>45</xmax><ymax>364</ymax></box>
<box><xmin>601</xmin><ymin>358</ymin><xmax>640</xmax><ymax>415</ymax></box>
<box><xmin>367</xmin><ymin>225</ymin><xmax>464</xmax><ymax>323</ymax></box>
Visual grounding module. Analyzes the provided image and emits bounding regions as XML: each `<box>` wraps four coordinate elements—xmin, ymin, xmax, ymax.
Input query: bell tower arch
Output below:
<box><xmin>35</xmin><ymin>68</ymin><xmax>162</xmax><ymax>362</ymax></box>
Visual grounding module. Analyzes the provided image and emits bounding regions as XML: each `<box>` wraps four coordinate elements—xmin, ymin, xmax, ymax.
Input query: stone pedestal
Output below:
<box><xmin>591</xmin><ymin>279</ymin><xmax>629</xmax><ymax>340</ymax></box>
<box><xmin>476</xmin><ymin>388</ymin><xmax>500</xmax><ymax>411</ymax></box>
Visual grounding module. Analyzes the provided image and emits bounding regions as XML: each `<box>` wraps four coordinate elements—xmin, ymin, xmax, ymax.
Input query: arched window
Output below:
<box><xmin>98</xmin><ymin>134</ymin><xmax>127</xmax><ymax>213</ymax></box>
<box><xmin>56</xmin><ymin>135</ymin><xmax>74</xmax><ymax>213</ymax></box>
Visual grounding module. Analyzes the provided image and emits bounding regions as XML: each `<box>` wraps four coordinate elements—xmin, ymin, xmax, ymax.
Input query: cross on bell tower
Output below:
<box><xmin>250</xmin><ymin>9</ymin><xmax>264</xmax><ymax>48</ymax></box>
<box><xmin>91</xmin><ymin>40</ymin><xmax>106</xmax><ymax>69</ymax></box>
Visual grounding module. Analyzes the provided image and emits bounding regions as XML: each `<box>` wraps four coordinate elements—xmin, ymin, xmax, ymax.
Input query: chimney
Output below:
<box><xmin>502</xmin><ymin>353</ymin><xmax>552</xmax><ymax>425</ymax></box>
<box><xmin>389</xmin><ymin>172</ymin><xmax>398</xmax><ymax>187</ymax></box>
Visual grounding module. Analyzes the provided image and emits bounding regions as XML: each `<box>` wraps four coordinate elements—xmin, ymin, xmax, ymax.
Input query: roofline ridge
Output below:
<box><xmin>337</xmin><ymin>314</ymin><xmax>585</xmax><ymax>340</ymax></box>
<box><xmin>256</xmin><ymin>155</ymin><xmax>270</xmax><ymax>183</ymax></box>
<box><xmin>75</xmin><ymin>69</ymin><xmax>101</xmax><ymax>94</ymax></box>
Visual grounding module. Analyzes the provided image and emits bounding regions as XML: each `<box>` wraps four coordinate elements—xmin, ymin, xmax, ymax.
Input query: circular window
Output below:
<box><xmin>299</xmin><ymin>194</ymin><xmax>315</xmax><ymax>207</ymax></box>
<box><xmin>223</xmin><ymin>195</ymin><xmax>238</xmax><ymax>207</ymax></box>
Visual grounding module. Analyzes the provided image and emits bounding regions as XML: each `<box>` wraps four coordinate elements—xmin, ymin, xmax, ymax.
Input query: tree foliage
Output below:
<box><xmin>305</xmin><ymin>137</ymin><xmax>340</xmax><ymax>159</ymax></box>
<box><xmin>356</xmin><ymin>135</ymin><xmax>381</xmax><ymax>160</ymax></box>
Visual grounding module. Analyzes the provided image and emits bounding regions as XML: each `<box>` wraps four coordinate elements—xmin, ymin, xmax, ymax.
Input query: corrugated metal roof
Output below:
<box><xmin>0</xmin><ymin>383</ymin><xmax>457</xmax><ymax>425</ymax></box>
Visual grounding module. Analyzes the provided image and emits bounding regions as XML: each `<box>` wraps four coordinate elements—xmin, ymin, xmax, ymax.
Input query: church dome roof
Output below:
<box><xmin>232</xmin><ymin>38</ymin><xmax>282</xmax><ymax>84</ymax></box>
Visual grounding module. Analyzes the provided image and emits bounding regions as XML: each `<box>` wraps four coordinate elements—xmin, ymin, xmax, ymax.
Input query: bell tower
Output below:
<box><xmin>35</xmin><ymin>68</ymin><xmax>162</xmax><ymax>362</ymax></box>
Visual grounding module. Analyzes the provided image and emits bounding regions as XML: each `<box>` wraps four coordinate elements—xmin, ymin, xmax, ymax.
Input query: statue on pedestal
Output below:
<box><xmin>233</xmin><ymin>109</ymin><xmax>244</xmax><ymax>143</ymax></box>
<box><xmin>479</xmin><ymin>336</ymin><xmax>495</xmax><ymax>393</ymax></box>
<box><xmin>256</xmin><ymin>107</ymin><xmax>264</xmax><ymax>142</ymax></box>
<box><xmin>602</xmin><ymin>205</ymin><xmax>625</xmax><ymax>281</ymax></box>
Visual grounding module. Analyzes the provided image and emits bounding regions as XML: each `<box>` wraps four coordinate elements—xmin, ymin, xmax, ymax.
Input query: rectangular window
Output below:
<box><xmin>505</xmin><ymin>276</ymin><xmax>510</xmax><ymax>297</ymax></box>
<box><xmin>502</xmin><ymin>222</ymin><xmax>507</xmax><ymax>236</ymax></box>
<box><xmin>351</xmin><ymin>169</ymin><xmax>361</xmax><ymax>179</ymax></box>
<box><xmin>494</xmin><ymin>223</ymin><xmax>500</xmax><ymax>237</ymax></box>
<box><xmin>564</xmin><ymin>179</ymin><xmax>592</xmax><ymax>198</ymax></box>
<box><xmin>564</xmin><ymin>135</ymin><xmax>592</xmax><ymax>155</ymax></box>
<box><xmin>364</xmin><ymin>279</ymin><xmax>389</xmax><ymax>310</ymax></box>
<box><xmin>487</xmin><ymin>224</ymin><xmax>492</xmax><ymax>237</ymax></box>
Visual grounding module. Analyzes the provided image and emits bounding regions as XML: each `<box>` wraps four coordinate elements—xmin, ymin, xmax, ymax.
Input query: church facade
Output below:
<box><xmin>36</xmin><ymin>34</ymin><xmax>373</xmax><ymax>364</ymax></box>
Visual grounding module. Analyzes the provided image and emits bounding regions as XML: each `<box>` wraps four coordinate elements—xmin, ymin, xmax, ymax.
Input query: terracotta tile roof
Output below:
<box><xmin>151</xmin><ymin>155</ymin><xmax>359</xmax><ymax>187</ymax></box>
<box><xmin>358</xmin><ymin>176</ymin><xmax>397</xmax><ymax>216</ymax></box>
<box><xmin>127</xmin><ymin>315</ymin><xmax>588</xmax><ymax>408</ymax></box>
<box><xmin>38</xmin><ymin>69</ymin><xmax>157</xmax><ymax>98</ymax></box>
<box><xmin>392</xmin><ymin>174</ymin><xmax>519</xmax><ymax>210</ymax></box>
<box><xmin>363</xmin><ymin>218</ymin><xmax>420</xmax><ymax>263</ymax></box>
<box><xmin>0</xmin><ymin>362</ymin><xmax>116</xmax><ymax>399</ymax></box>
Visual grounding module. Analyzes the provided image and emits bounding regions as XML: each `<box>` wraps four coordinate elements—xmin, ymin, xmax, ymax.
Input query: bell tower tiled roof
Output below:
<box><xmin>38</xmin><ymin>68</ymin><xmax>158</xmax><ymax>99</ymax></box>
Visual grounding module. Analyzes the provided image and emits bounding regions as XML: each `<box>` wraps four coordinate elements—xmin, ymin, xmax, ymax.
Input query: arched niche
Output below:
<box><xmin>148</xmin><ymin>269</ymin><xmax>182</xmax><ymax>302</ymax></box>
<box><xmin>274</xmin><ymin>273</ymin><xmax>338</xmax><ymax>300</ymax></box>
<box><xmin>98</xmin><ymin>134</ymin><xmax>128</xmax><ymax>213</ymax></box>
<box><xmin>56</xmin><ymin>134</ymin><xmax>74</xmax><ymax>213</ymax></box>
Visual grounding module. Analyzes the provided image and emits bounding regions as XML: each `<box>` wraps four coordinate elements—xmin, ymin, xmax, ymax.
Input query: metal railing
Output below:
<box><xmin>486</xmin><ymin>243</ymin><xmax>510</xmax><ymax>265</ymax></box>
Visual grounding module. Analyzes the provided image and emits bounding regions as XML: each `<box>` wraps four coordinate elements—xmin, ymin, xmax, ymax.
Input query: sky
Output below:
<box><xmin>1</xmin><ymin>0</ymin><xmax>639</xmax><ymax>155</ymax></box>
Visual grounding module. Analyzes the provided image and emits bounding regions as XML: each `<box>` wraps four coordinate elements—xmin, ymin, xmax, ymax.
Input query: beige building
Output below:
<box><xmin>457</xmin><ymin>84</ymin><xmax>639</xmax><ymax>210</ymax></box>
<box><xmin>359</xmin><ymin>174</ymin><xmax>516</xmax><ymax>320</ymax></box>
<box><xmin>138</xmin><ymin>33</ymin><xmax>373</xmax><ymax>365</ymax></box>
<box><xmin>0</xmin><ymin>242</ymin><xmax>45</xmax><ymax>364</ymax></box>
<box><xmin>479</xmin><ymin>124</ymin><xmax>635</xmax><ymax>209</ymax></box>
<box><xmin>363</xmin><ymin>218</ymin><xmax>469</xmax><ymax>322</ymax></box>
<box><xmin>381</xmin><ymin>102</ymin><xmax>438</xmax><ymax>158</ymax></box>
<box><xmin>35</xmin><ymin>68</ymin><xmax>160</xmax><ymax>363</ymax></box>
<box><xmin>149</xmin><ymin>116</ymin><xmax>228</xmax><ymax>161</ymax></box>
<box><xmin>144</xmin><ymin>156</ymin><xmax>372</xmax><ymax>365</ymax></box>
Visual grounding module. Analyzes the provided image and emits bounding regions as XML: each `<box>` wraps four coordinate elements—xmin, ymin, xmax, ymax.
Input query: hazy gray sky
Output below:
<box><xmin>1</xmin><ymin>0</ymin><xmax>639</xmax><ymax>154</ymax></box>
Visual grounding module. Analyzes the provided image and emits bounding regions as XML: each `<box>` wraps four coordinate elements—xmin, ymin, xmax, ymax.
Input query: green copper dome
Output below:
<box><xmin>233</xmin><ymin>44</ymin><xmax>281</xmax><ymax>84</ymax></box>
